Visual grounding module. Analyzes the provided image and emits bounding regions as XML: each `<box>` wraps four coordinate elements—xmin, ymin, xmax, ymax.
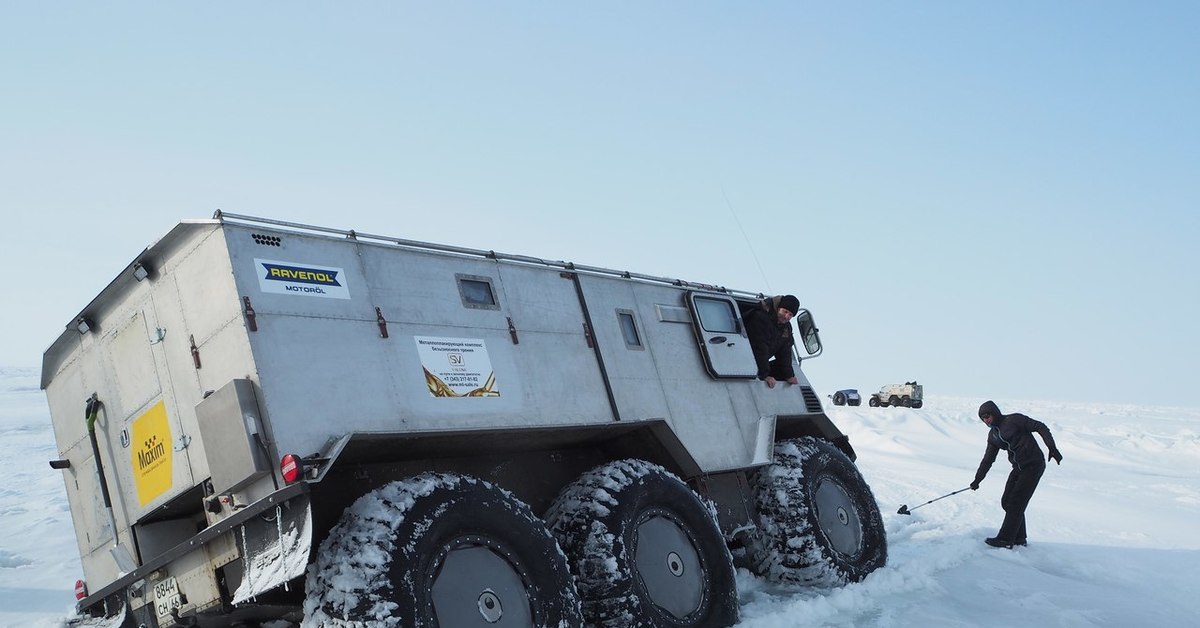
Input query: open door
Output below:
<box><xmin>686</xmin><ymin>292</ymin><xmax>758</xmax><ymax>378</ymax></box>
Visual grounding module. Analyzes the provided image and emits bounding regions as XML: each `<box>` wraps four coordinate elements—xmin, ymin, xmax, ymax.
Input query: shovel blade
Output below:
<box><xmin>897</xmin><ymin>505</ymin><xmax>910</xmax><ymax>515</ymax></box>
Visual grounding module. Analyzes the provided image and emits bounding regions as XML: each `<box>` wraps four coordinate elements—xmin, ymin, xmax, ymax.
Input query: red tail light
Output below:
<box><xmin>280</xmin><ymin>454</ymin><xmax>302</xmax><ymax>484</ymax></box>
<box><xmin>75</xmin><ymin>579</ymin><xmax>87</xmax><ymax>600</ymax></box>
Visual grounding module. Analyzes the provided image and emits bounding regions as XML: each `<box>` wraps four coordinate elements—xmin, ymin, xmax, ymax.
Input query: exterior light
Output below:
<box><xmin>133</xmin><ymin>263</ymin><xmax>150</xmax><ymax>282</ymax></box>
<box><xmin>281</xmin><ymin>454</ymin><xmax>302</xmax><ymax>484</ymax></box>
<box><xmin>75</xmin><ymin>317</ymin><xmax>93</xmax><ymax>335</ymax></box>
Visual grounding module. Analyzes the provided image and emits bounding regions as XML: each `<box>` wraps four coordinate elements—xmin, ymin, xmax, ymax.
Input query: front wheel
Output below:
<box><xmin>746</xmin><ymin>437</ymin><xmax>887</xmax><ymax>586</ymax></box>
<box><xmin>833</xmin><ymin>392</ymin><xmax>846</xmax><ymax>406</ymax></box>
<box><xmin>304</xmin><ymin>473</ymin><xmax>582</xmax><ymax>628</ymax></box>
<box><xmin>547</xmin><ymin>460</ymin><xmax>739</xmax><ymax>628</ymax></box>
<box><xmin>868</xmin><ymin>396</ymin><xmax>880</xmax><ymax>407</ymax></box>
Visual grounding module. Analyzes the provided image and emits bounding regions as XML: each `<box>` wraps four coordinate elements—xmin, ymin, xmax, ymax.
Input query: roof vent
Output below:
<box><xmin>251</xmin><ymin>233</ymin><xmax>282</xmax><ymax>247</ymax></box>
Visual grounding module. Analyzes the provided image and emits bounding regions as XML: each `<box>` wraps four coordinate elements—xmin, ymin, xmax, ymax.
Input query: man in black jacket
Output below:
<box><xmin>743</xmin><ymin>295</ymin><xmax>800</xmax><ymax>388</ymax></box>
<box><xmin>970</xmin><ymin>400</ymin><xmax>1063</xmax><ymax>548</ymax></box>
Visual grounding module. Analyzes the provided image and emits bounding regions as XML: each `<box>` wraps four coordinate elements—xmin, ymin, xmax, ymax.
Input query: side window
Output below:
<box><xmin>693</xmin><ymin>296</ymin><xmax>740</xmax><ymax>334</ymax></box>
<box><xmin>456</xmin><ymin>274</ymin><xmax>500</xmax><ymax>310</ymax></box>
<box><xmin>616</xmin><ymin>309</ymin><xmax>643</xmax><ymax>350</ymax></box>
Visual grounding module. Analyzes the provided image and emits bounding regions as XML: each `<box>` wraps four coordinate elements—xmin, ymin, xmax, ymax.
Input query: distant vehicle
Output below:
<box><xmin>868</xmin><ymin>381</ymin><xmax>923</xmax><ymax>408</ymax></box>
<box><xmin>830</xmin><ymin>389</ymin><xmax>862</xmax><ymax>406</ymax></box>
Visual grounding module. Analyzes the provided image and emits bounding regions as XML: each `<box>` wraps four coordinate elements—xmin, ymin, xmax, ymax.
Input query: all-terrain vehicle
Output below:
<box><xmin>42</xmin><ymin>212</ymin><xmax>887</xmax><ymax>628</ymax></box>
<box><xmin>830</xmin><ymin>389</ymin><xmax>862</xmax><ymax>406</ymax></box>
<box><xmin>867</xmin><ymin>381</ymin><xmax>924</xmax><ymax>408</ymax></box>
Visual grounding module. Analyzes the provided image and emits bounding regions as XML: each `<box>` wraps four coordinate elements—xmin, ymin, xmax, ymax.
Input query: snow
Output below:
<box><xmin>2</xmin><ymin>364</ymin><xmax>1199</xmax><ymax>627</ymax></box>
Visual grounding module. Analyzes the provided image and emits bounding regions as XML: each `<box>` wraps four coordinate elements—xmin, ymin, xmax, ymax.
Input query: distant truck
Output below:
<box><xmin>42</xmin><ymin>212</ymin><xmax>887</xmax><ymax>628</ymax></box>
<box><xmin>830</xmin><ymin>389</ymin><xmax>862</xmax><ymax>406</ymax></box>
<box><xmin>868</xmin><ymin>381</ymin><xmax>924</xmax><ymax>408</ymax></box>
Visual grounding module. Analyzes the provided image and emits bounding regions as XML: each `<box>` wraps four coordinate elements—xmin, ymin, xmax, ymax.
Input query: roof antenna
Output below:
<box><xmin>722</xmin><ymin>187</ymin><xmax>771</xmax><ymax>293</ymax></box>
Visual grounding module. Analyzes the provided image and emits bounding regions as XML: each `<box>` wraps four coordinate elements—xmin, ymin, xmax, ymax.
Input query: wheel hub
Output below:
<box><xmin>431</xmin><ymin>539</ymin><xmax>532</xmax><ymax>626</ymax></box>
<box><xmin>813</xmin><ymin>478</ymin><xmax>863</xmax><ymax>557</ymax></box>
<box><xmin>634</xmin><ymin>513</ymin><xmax>704</xmax><ymax>620</ymax></box>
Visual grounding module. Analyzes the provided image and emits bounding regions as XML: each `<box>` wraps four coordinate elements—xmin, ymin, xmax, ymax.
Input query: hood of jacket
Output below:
<box><xmin>979</xmin><ymin>400</ymin><xmax>1003</xmax><ymax>422</ymax></box>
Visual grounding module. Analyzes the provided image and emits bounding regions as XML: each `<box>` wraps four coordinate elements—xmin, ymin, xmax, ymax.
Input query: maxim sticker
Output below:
<box><xmin>131</xmin><ymin>400</ymin><xmax>173</xmax><ymax>506</ymax></box>
<box><xmin>415</xmin><ymin>336</ymin><xmax>500</xmax><ymax>397</ymax></box>
<box><xmin>255</xmin><ymin>258</ymin><xmax>350</xmax><ymax>299</ymax></box>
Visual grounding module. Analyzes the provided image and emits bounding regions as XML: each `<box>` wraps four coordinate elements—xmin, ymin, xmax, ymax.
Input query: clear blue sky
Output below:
<box><xmin>2</xmin><ymin>2</ymin><xmax>1196</xmax><ymax>407</ymax></box>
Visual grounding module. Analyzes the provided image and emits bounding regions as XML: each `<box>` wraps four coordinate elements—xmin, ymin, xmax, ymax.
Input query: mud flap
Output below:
<box><xmin>231</xmin><ymin>492</ymin><xmax>313</xmax><ymax>605</ymax></box>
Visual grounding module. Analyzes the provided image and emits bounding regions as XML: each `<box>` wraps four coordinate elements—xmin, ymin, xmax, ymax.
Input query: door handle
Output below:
<box><xmin>709</xmin><ymin>336</ymin><xmax>727</xmax><ymax>344</ymax></box>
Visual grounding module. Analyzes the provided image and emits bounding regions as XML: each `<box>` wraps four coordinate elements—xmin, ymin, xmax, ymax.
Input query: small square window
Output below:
<box><xmin>694</xmin><ymin>297</ymin><xmax>739</xmax><ymax>334</ymax></box>
<box><xmin>617</xmin><ymin>309</ymin><xmax>643</xmax><ymax>349</ymax></box>
<box><xmin>456</xmin><ymin>274</ymin><xmax>500</xmax><ymax>310</ymax></box>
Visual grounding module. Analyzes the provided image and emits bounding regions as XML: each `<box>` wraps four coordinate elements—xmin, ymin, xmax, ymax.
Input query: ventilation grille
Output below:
<box><xmin>252</xmin><ymin>233</ymin><xmax>282</xmax><ymax>247</ymax></box>
<box><xmin>800</xmin><ymin>387</ymin><xmax>823</xmax><ymax>413</ymax></box>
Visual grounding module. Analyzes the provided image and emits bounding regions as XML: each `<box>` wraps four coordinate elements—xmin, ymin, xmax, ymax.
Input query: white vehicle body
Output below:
<box><xmin>42</xmin><ymin>213</ymin><xmax>884</xmax><ymax>627</ymax></box>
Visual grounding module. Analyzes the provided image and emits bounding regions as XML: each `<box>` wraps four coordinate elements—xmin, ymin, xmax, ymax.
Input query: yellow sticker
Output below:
<box><xmin>132</xmin><ymin>400</ymin><xmax>173</xmax><ymax>506</ymax></box>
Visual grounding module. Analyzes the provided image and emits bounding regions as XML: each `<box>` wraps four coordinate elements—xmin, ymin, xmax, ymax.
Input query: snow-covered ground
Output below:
<box><xmin>3</xmin><ymin>364</ymin><xmax>1198</xmax><ymax>627</ymax></box>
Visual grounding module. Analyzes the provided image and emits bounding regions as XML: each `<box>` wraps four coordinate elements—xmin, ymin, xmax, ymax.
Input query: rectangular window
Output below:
<box><xmin>456</xmin><ymin>274</ymin><xmax>500</xmax><ymax>310</ymax></box>
<box><xmin>693</xmin><ymin>297</ymin><xmax>740</xmax><ymax>334</ymax></box>
<box><xmin>617</xmin><ymin>309</ymin><xmax>643</xmax><ymax>349</ymax></box>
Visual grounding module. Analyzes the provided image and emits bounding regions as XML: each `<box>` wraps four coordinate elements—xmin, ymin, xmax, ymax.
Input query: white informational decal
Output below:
<box><xmin>415</xmin><ymin>336</ymin><xmax>500</xmax><ymax>398</ymax></box>
<box><xmin>255</xmin><ymin>259</ymin><xmax>350</xmax><ymax>299</ymax></box>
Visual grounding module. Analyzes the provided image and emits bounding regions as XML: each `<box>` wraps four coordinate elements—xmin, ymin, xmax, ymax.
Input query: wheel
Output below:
<box><xmin>911</xmin><ymin>400</ymin><xmax>923</xmax><ymax>409</ymax></box>
<box><xmin>901</xmin><ymin>395</ymin><xmax>912</xmax><ymax>407</ymax></box>
<box><xmin>868</xmin><ymin>396</ymin><xmax>880</xmax><ymax>407</ymax></box>
<box><xmin>546</xmin><ymin>460</ymin><xmax>738</xmax><ymax>628</ymax></box>
<box><xmin>833</xmin><ymin>392</ymin><xmax>846</xmax><ymax>406</ymax></box>
<box><xmin>304</xmin><ymin>472</ymin><xmax>582</xmax><ymax>628</ymax></box>
<box><xmin>849</xmin><ymin>398</ymin><xmax>861</xmax><ymax>407</ymax></box>
<box><xmin>745</xmin><ymin>437</ymin><xmax>887</xmax><ymax>586</ymax></box>
<box><xmin>888</xmin><ymin>395</ymin><xmax>901</xmax><ymax>407</ymax></box>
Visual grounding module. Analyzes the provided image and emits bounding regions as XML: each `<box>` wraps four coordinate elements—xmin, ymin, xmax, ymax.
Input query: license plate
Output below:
<box><xmin>152</xmin><ymin>576</ymin><xmax>182</xmax><ymax>618</ymax></box>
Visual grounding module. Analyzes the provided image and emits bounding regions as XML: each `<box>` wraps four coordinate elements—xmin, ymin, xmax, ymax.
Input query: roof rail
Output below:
<box><xmin>213</xmin><ymin>210</ymin><xmax>766</xmax><ymax>299</ymax></box>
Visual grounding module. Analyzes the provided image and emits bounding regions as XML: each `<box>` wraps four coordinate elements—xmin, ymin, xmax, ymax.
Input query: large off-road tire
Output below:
<box><xmin>911</xmin><ymin>400</ymin><xmax>923</xmax><ymax>409</ymax></box>
<box><xmin>888</xmin><ymin>395</ymin><xmax>901</xmax><ymax>407</ymax></box>
<box><xmin>303</xmin><ymin>473</ymin><xmax>582</xmax><ymax>628</ymax></box>
<box><xmin>546</xmin><ymin>460</ymin><xmax>738</xmax><ymax>628</ymax></box>
<box><xmin>833</xmin><ymin>392</ymin><xmax>846</xmax><ymax>406</ymax></box>
<box><xmin>746</xmin><ymin>437</ymin><xmax>887</xmax><ymax>586</ymax></box>
<box><xmin>901</xmin><ymin>395</ymin><xmax>912</xmax><ymax>407</ymax></box>
<box><xmin>868</xmin><ymin>396</ymin><xmax>880</xmax><ymax>407</ymax></box>
<box><xmin>848</xmin><ymin>398</ymin><xmax>861</xmax><ymax>407</ymax></box>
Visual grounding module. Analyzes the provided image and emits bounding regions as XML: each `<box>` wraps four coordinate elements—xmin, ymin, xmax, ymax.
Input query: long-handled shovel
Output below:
<box><xmin>897</xmin><ymin>487</ymin><xmax>971</xmax><ymax>515</ymax></box>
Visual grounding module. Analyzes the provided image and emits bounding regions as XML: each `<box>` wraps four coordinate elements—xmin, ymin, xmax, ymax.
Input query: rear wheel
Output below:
<box><xmin>547</xmin><ymin>460</ymin><xmax>738</xmax><ymax>628</ymax></box>
<box><xmin>304</xmin><ymin>473</ymin><xmax>582</xmax><ymax>628</ymax></box>
<box><xmin>888</xmin><ymin>395</ymin><xmax>901</xmax><ymax>407</ymax></box>
<box><xmin>746</xmin><ymin>437</ymin><xmax>887</xmax><ymax>586</ymax></box>
<box><xmin>833</xmin><ymin>392</ymin><xmax>846</xmax><ymax>406</ymax></box>
<box><xmin>902</xmin><ymin>395</ymin><xmax>912</xmax><ymax>407</ymax></box>
<box><xmin>911</xmin><ymin>400</ymin><xmax>923</xmax><ymax>409</ymax></box>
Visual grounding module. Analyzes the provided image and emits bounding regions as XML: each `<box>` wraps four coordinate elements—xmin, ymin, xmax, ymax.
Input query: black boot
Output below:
<box><xmin>985</xmin><ymin>537</ymin><xmax>1014</xmax><ymax>549</ymax></box>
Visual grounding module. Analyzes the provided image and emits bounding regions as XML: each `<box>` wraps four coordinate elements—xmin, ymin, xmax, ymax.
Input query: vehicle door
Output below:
<box><xmin>685</xmin><ymin>292</ymin><xmax>758</xmax><ymax>378</ymax></box>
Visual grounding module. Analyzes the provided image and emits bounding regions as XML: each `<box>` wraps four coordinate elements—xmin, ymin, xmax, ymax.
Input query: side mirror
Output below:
<box><xmin>794</xmin><ymin>310</ymin><xmax>822</xmax><ymax>356</ymax></box>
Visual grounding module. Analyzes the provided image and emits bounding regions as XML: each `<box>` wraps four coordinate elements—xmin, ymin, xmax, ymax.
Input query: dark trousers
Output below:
<box><xmin>997</xmin><ymin>462</ymin><xmax>1045</xmax><ymax>542</ymax></box>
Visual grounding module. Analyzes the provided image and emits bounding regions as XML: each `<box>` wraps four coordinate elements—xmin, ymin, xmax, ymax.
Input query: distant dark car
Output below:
<box><xmin>831</xmin><ymin>389</ymin><xmax>861</xmax><ymax>406</ymax></box>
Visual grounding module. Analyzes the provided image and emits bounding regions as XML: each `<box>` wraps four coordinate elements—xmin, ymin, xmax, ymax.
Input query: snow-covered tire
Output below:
<box><xmin>747</xmin><ymin>437</ymin><xmax>887</xmax><ymax>586</ymax></box>
<box><xmin>302</xmin><ymin>472</ymin><xmax>582</xmax><ymax>628</ymax></box>
<box><xmin>546</xmin><ymin>460</ymin><xmax>738</xmax><ymax>628</ymax></box>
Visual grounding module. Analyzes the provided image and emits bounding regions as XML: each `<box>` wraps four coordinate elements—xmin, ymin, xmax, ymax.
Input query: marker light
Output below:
<box><xmin>75</xmin><ymin>579</ymin><xmax>87</xmax><ymax>601</ymax></box>
<box><xmin>281</xmin><ymin>454</ymin><xmax>302</xmax><ymax>484</ymax></box>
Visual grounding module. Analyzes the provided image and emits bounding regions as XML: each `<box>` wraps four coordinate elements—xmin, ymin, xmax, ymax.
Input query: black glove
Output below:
<box><xmin>970</xmin><ymin>481</ymin><xmax>980</xmax><ymax>491</ymax></box>
<box><xmin>1048</xmin><ymin>448</ymin><xmax>1062</xmax><ymax>465</ymax></box>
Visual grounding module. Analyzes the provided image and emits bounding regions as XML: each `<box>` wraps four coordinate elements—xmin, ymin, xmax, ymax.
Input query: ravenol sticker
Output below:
<box><xmin>132</xmin><ymin>400</ymin><xmax>173</xmax><ymax>507</ymax></box>
<box><xmin>255</xmin><ymin>258</ymin><xmax>350</xmax><ymax>299</ymax></box>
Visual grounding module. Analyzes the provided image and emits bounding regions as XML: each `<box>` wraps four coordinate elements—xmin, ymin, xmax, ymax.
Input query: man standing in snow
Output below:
<box><xmin>970</xmin><ymin>400</ymin><xmax>1063</xmax><ymax>548</ymax></box>
<box><xmin>743</xmin><ymin>294</ymin><xmax>800</xmax><ymax>388</ymax></box>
